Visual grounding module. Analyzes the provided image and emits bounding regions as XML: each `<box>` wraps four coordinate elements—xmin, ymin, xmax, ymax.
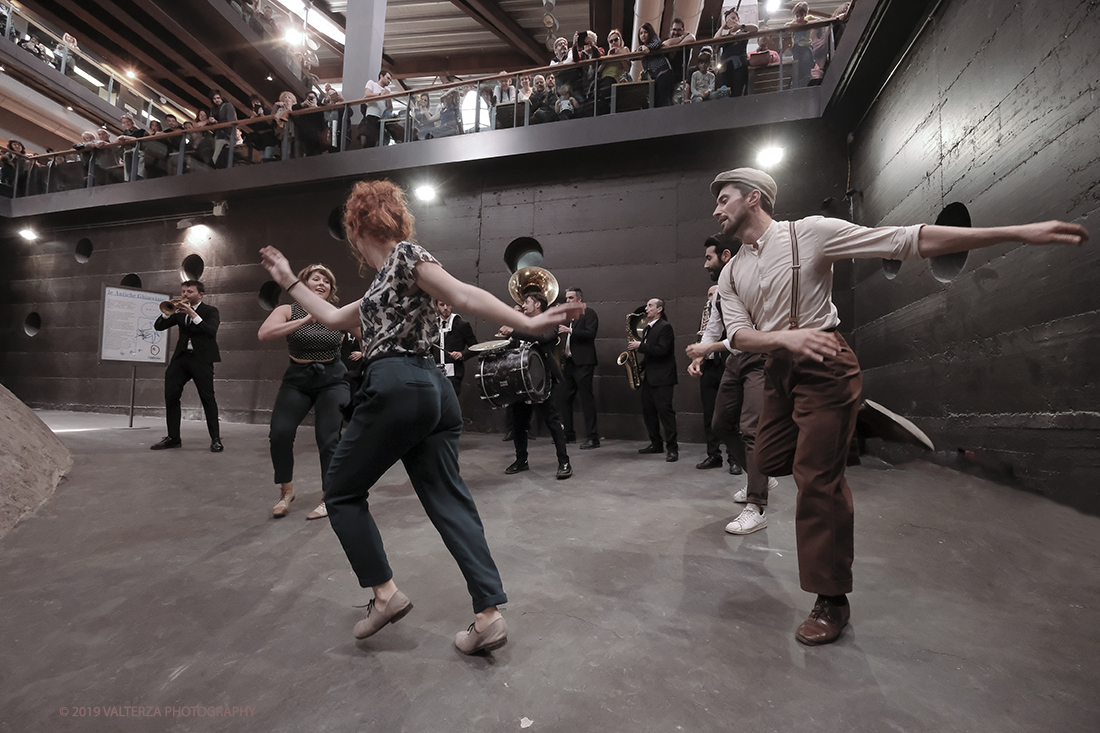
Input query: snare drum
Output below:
<box><xmin>476</xmin><ymin>343</ymin><xmax>550</xmax><ymax>407</ymax></box>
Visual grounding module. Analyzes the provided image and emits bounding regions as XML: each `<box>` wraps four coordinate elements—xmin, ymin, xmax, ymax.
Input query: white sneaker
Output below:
<box><xmin>725</xmin><ymin>505</ymin><xmax>767</xmax><ymax>535</ymax></box>
<box><xmin>733</xmin><ymin>477</ymin><xmax>779</xmax><ymax>504</ymax></box>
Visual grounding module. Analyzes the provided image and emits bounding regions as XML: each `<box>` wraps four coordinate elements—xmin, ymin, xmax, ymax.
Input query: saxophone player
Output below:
<box><xmin>627</xmin><ymin>298</ymin><xmax>678</xmax><ymax>462</ymax></box>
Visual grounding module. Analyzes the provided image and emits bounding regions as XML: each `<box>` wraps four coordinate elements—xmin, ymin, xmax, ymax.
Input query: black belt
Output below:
<box><xmin>361</xmin><ymin>351</ymin><xmax>427</xmax><ymax>370</ymax></box>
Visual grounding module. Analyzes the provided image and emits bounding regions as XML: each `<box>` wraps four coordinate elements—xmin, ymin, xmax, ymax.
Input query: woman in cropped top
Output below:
<box><xmin>260</xmin><ymin>180</ymin><xmax>585</xmax><ymax>655</ymax></box>
<box><xmin>258</xmin><ymin>263</ymin><xmax>353</xmax><ymax>520</ymax></box>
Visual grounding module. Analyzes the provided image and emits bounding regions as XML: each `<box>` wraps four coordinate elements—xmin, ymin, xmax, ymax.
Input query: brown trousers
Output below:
<box><xmin>712</xmin><ymin>351</ymin><xmax>769</xmax><ymax>506</ymax></box>
<box><xmin>754</xmin><ymin>333</ymin><xmax>861</xmax><ymax>596</ymax></box>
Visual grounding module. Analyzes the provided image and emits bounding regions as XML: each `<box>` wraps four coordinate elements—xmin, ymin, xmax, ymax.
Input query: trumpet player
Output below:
<box><xmin>151</xmin><ymin>280</ymin><xmax>223</xmax><ymax>452</ymax></box>
<box><xmin>628</xmin><ymin>298</ymin><xmax>678</xmax><ymax>462</ymax></box>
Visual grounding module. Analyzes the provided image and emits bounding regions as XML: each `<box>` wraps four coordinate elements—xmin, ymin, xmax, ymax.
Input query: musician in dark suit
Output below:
<box><xmin>505</xmin><ymin>293</ymin><xmax>572</xmax><ymax>479</ymax></box>
<box><xmin>150</xmin><ymin>280</ymin><xmax>222</xmax><ymax>452</ymax></box>
<box><xmin>627</xmin><ymin>298</ymin><xmax>678</xmax><ymax>462</ymax></box>
<box><xmin>436</xmin><ymin>301</ymin><xmax>478</xmax><ymax>395</ymax></box>
<box><xmin>557</xmin><ymin>287</ymin><xmax>600</xmax><ymax>448</ymax></box>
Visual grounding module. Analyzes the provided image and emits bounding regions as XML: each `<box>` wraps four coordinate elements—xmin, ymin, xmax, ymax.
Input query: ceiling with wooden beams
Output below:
<box><xmin>18</xmin><ymin>0</ymin><xmax>313</xmax><ymax>115</ymax></box>
<box><xmin>13</xmin><ymin>0</ymin><xmax>850</xmax><ymax>114</ymax></box>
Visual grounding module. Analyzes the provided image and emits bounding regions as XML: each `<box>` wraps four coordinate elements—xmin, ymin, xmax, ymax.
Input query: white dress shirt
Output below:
<box><xmin>720</xmin><ymin>217</ymin><xmax>924</xmax><ymax>339</ymax></box>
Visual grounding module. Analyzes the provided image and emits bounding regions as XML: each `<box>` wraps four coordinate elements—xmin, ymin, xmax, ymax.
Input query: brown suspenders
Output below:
<box><xmin>788</xmin><ymin>221</ymin><xmax>801</xmax><ymax>330</ymax></box>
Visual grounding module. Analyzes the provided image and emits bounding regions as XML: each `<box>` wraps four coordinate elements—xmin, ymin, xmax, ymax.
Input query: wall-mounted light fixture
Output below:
<box><xmin>414</xmin><ymin>185</ymin><xmax>437</xmax><ymax>202</ymax></box>
<box><xmin>756</xmin><ymin>146</ymin><xmax>784</xmax><ymax>168</ymax></box>
<box><xmin>19</xmin><ymin>228</ymin><xmax>38</xmax><ymax>241</ymax></box>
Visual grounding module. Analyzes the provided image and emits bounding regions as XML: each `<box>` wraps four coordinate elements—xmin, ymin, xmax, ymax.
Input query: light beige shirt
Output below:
<box><xmin>720</xmin><ymin>216</ymin><xmax>924</xmax><ymax>338</ymax></box>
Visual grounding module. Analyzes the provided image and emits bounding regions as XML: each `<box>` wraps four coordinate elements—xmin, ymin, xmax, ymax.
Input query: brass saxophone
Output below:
<box><xmin>616</xmin><ymin>308</ymin><xmax>647</xmax><ymax>390</ymax></box>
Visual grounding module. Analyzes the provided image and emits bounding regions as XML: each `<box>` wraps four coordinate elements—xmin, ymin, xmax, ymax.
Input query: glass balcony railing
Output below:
<box><xmin>1</xmin><ymin>18</ymin><xmax>845</xmax><ymax>199</ymax></box>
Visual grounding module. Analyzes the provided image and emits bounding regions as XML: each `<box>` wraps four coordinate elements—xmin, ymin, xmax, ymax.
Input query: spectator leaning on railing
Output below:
<box><xmin>596</xmin><ymin>29</ymin><xmax>632</xmax><ymax>115</ymax></box>
<box><xmin>714</xmin><ymin>8</ymin><xmax>752</xmax><ymax>98</ymax></box>
<box><xmin>116</xmin><ymin>113</ymin><xmax>148</xmax><ymax>181</ymax></box>
<box><xmin>637</xmin><ymin>22</ymin><xmax>675</xmax><ymax>108</ymax></box>
<box><xmin>787</xmin><ymin>2</ymin><xmax>821</xmax><ymax>89</ymax></box>
<box><xmin>209</xmin><ymin>90</ymin><xmax>237</xmax><ymax>168</ymax></box>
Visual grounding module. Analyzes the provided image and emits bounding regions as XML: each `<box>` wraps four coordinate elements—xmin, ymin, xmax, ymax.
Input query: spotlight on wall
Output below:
<box><xmin>126</xmin><ymin>70</ymin><xmax>136</xmax><ymax>79</ymax></box>
<box><xmin>19</xmin><ymin>228</ymin><xmax>38</xmax><ymax>241</ymax></box>
<box><xmin>212</xmin><ymin>202</ymin><xmax>228</xmax><ymax>217</ymax></box>
<box><xmin>185</xmin><ymin>224</ymin><xmax>213</xmax><ymax>246</ymax></box>
<box><xmin>756</xmin><ymin>146</ymin><xmax>784</xmax><ymax>168</ymax></box>
<box><xmin>414</xmin><ymin>185</ymin><xmax>437</xmax><ymax>202</ymax></box>
<box><xmin>176</xmin><ymin>218</ymin><xmax>194</xmax><ymax>230</ymax></box>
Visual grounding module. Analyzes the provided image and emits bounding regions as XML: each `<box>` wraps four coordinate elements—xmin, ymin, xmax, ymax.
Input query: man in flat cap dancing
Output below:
<box><xmin>709</xmin><ymin>167</ymin><xmax>1088</xmax><ymax>645</ymax></box>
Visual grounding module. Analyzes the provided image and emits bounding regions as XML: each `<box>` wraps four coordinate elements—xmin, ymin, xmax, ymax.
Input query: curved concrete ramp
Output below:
<box><xmin>0</xmin><ymin>384</ymin><xmax>72</xmax><ymax>538</ymax></box>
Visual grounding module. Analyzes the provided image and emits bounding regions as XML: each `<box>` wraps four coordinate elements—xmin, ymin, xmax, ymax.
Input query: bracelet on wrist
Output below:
<box><xmin>286</xmin><ymin>279</ymin><xmax>302</xmax><ymax>294</ymax></box>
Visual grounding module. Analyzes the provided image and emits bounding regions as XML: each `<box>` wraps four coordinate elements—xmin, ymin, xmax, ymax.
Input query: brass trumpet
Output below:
<box><xmin>159</xmin><ymin>297</ymin><xmax>188</xmax><ymax>316</ymax></box>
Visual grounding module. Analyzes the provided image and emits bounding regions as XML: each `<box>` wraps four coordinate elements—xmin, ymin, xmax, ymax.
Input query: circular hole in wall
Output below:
<box><xmin>258</xmin><ymin>280</ymin><xmax>282</xmax><ymax>311</ymax></box>
<box><xmin>24</xmin><ymin>312</ymin><xmax>42</xmax><ymax>337</ymax></box>
<box><xmin>881</xmin><ymin>259</ymin><xmax>902</xmax><ymax>280</ymax></box>
<box><xmin>327</xmin><ymin>207</ymin><xmax>346</xmax><ymax>240</ymax></box>
<box><xmin>75</xmin><ymin>237</ymin><xmax>93</xmax><ymax>264</ymax></box>
<box><xmin>180</xmin><ymin>253</ymin><xmax>205</xmax><ymax>282</ymax></box>
<box><xmin>120</xmin><ymin>273</ymin><xmax>143</xmax><ymax>288</ymax></box>
<box><xmin>930</xmin><ymin>202</ymin><xmax>971</xmax><ymax>283</ymax></box>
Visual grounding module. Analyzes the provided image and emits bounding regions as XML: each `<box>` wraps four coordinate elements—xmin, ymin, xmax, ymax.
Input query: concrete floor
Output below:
<box><xmin>2</xmin><ymin>411</ymin><xmax>1099</xmax><ymax>733</ymax></box>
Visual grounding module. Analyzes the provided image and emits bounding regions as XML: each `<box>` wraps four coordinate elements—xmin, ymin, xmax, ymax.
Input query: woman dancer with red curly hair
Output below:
<box><xmin>261</xmin><ymin>180</ymin><xmax>584</xmax><ymax>654</ymax></box>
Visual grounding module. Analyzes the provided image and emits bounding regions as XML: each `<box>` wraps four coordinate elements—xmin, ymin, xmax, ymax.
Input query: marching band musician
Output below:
<box><xmin>504</xmin><ymin>293</ymin><xmax>573</xmax><ymax>480</ymax></box>
<box><xmin>627</xmin><ymin>298</ymin><xmax>679</xmax><ymax>462</ymax></box>
<box><xmin>150</xmin><ymin>280</ymin><xmax>223</xmax><ymax>453</ymax></box>
<box><xmin>686</xmin><ymin>237</ymin><xmax>776</xmax><ymax>537</ymax></box>
<box><xmin>557</xmin><ymin>287</ymin><xmax>600</xmax><ymax>449</ymax></box>
<box><xmin>260</xmin><ymin>179</ymin><xmax>584</xmax><ymax>655</ymax></box>
<box><xmin>435</xmin><ymin>301</ymin><xmax>478</xmax><ymax>395</ymax></box>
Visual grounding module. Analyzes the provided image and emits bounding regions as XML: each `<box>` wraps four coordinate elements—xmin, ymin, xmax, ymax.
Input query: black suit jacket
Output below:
<box><xmin>511</xmin><ymin>327</ymin><xmax>564</xmax><ymax>384</ymax></box>
<box><xmin>565</xmin><ymin>308</ymin><xmax>599</xmax><ymax>366</ymax></box>
<box><xmin>440</xmin><ymin>315</ymin><xmax>478</xmax><ymax>381</ymax></box>
<box><xmin>155</xmin><ymin>301</ymin><xmax>221</xmax><ymax>363</ymax></box>
<box><xmin>638</xmin><ymin>318</ymin><xmax>676</xmax><ymax>386</ymax></box>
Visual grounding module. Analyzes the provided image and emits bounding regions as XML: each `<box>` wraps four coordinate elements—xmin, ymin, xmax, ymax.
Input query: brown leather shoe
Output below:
<box><xmin>353</xmin><ymin>590</ymin><xmax>413</xmax><ymax>640</ymax></box>
<box><xmin>454</xmin><ymin>616</ymin><xmax>508</xmax><ymax>655</ymax></box>
<box><xmin>795</xmin><ymin>597</ymin><xmax>850</xmax><ymax>645</ymax></box>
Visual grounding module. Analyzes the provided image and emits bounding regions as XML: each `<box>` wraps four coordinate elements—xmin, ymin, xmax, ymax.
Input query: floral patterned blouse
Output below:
<box><xmin>358</xmin><ymin>241</ymin><xmax>440</xmax><ymax>360</ymax></box>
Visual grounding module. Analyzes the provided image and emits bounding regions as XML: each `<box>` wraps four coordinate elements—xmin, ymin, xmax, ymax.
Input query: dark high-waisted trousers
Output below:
<box><xmin>323</xmin><ymin>354</ymin><xmax>507</xmax><ymax>614</ymax></box>
<box><xmin>269</xmin><ymin>359</ymin><xmax>349</xmax><ymax>485</ymax></box>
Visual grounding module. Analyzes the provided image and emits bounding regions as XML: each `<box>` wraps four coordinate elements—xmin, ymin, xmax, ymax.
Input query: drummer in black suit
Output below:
<box><xmin>627</xmin><ymin>297</ymin><xmax>679</xmax><ymax>462</ymax></box>
<box><xmin>436</xmin><ymin>301</ymin><xmax>478</xmax><ymax>395</ymax></box>
<box><xmin>503</xmin><ymin>293</ymin><xmax>573</xmax><ymax>479</ymax></box>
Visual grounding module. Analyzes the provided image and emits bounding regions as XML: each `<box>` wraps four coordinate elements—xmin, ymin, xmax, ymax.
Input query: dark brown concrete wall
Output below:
<box><xmin>0</xmin><ymin>120</ymin><xmax>849</xmax><ymax>448</ymax></box>
<box><xmin>847</xmin><ymin>0</ymin><xmax>1100</xmax><ymax>513</ymax></box>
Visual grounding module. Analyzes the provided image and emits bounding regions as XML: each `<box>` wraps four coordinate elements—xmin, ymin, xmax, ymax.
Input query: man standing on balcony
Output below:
<box><xmin>709</xmin><ymin>167</ymin><xmax>1089</xmax><ymax>646</ymax></box>
<box><xmin>360</xmin><ymin>70</ymin><xmax>393</xmax><ymax>148</ymax></box>
<box><xmin>209</xmin><ymin>90</ymin><xmax>237</xmax><ymax>168</ymax></box>
<box><xmin>663</xmin><ymin>17</ymin><xmax>696</xmax><ymax>87</ymax></box>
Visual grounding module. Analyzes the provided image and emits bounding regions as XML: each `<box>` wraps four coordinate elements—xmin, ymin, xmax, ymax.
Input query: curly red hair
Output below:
<box><xmin>342</xmin><ymin>180</ymin><xmax>416</xmax><ymax>265</ymax></box>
